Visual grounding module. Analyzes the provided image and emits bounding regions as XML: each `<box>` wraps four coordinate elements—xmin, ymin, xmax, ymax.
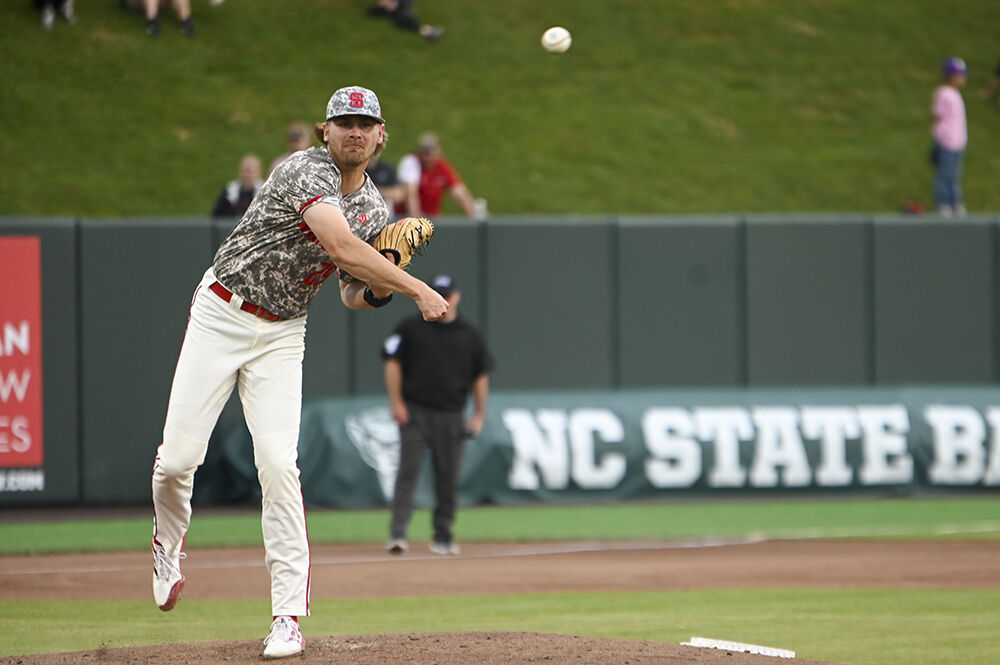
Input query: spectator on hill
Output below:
<box><xmin>931</xmin><ymin>57</ymin><xmax>968</xmax><ymax>218</ymax></box>
<box><xmin>366</xmin><ymin>153</ymin><xmax>406</xmax><ymax>213</ymax></box>
<box><xmin>268</xmin><ymin>123</ymin><xmax>314</xmax><ymax>175</ymax></box>
<box><xmin>211</xmin><ymin>154</ymin><xmax>263</xmax><ymax>219</ymax></box>
<box><xmin>980</xmin><ymin>57</ymin><xmax>1000</xmax><ymax>108</ymax></box>
<box><xmin>396</xmin><ymin>132</ymin><xmax>486</xmax><ymax>220</ymax></box>
<box><xmin>120</xmin><ymin>0</ymin><xmax>193</xmax><ymax>37</ymax></box>
<box><xmin>367</xmin><ymin>0</ymin><xmax>443</xmax><ymax>42</ymax></box>
<box><xmin>36</xmin><ymin>0</ymin><xmax>75</xmax><ymax>29</ymax></box>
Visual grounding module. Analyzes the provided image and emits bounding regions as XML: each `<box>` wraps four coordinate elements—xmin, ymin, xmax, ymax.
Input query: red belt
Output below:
<box><xmin>209</xmin><ymin>281</ymin><xmax>284</xmax><ymax>322</ymax></box>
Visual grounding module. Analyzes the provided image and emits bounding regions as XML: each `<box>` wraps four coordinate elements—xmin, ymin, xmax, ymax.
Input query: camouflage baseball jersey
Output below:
<box><xmin>212</xmin><ymin>146</ymin><xmax>389</xmax><ymax>319</ymax></box>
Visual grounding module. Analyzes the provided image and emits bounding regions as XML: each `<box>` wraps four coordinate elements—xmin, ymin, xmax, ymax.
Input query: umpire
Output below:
<box><xmin>382</xmin><ymin>273</ymin><xmax>494</xmax><ymax>555</ymax></box>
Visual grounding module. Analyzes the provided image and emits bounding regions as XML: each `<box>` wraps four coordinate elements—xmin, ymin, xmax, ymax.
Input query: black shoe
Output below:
<box><xmin>146</xmin><ymin>17</ymin><xmax>160</xmax><ymax>37</ymax></box>
<box><xmin>179</xmin><ymin>18</ymin><xmax>194</xmax><ymax>37</ymax></box>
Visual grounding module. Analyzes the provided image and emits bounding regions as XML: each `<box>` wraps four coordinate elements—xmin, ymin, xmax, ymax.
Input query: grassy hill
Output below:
<box><xmin>2</xmin><ymin>0</ymin><xmax>998</xmax><ymax>217</ymax></box>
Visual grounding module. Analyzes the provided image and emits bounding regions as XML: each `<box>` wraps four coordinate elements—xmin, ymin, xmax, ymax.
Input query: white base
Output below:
<box><xmin>682</xmin><ymin>636</ymin><xmax>795</xmax><ymax>659</ymax></box>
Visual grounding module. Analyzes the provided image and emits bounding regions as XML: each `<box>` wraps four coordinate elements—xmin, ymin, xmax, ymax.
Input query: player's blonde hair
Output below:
<box><xmin>314</xmin><ymin>122</ymin><xmax>388</xmax><ymax>159</ymax></box>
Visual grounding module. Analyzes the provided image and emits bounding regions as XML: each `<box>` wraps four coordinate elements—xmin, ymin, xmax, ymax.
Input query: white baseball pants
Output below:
<box><xmin>152</xmin><ymin>267</ymin><xmax>310</xmax><ymax>617</ymax></box>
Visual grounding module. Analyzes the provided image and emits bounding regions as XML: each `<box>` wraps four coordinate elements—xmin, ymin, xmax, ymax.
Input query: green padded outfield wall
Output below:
<box><xmin>0</xmin><ymin>219</ymin><xmax>79</xmax><ymax>504</ymax></box>
<box><xmin>617</xmin><ymin>216</ymin><xmax>743</xmax><ymax>386</ymax></box>
<box><xmin>872</xmin><ymin>216</ymin><xmax>996</xmax><ymax>384</ymax></box>
<box><xmin>78</xmin><ymin>218</ymin><xmax>215</xmax><ymax>503</ymax></box>
<box><xmin>209</xmin><ymin>387</ymin><xmax>1000</xmax><ymax>508</ymax></box>
<box><xmin>745</xmin><ymin>215</ymin><xmax>871</xmax><ymax>385</ymax></box>
<box><xmin>485</xmin><ymin>217</ymin><xmax>616</xmax><ymax>389</ymax></box>
<box><xmin>7</xmin><ymin>214</ymin><xmax>1000</xmax><ymax>507</ymax></box>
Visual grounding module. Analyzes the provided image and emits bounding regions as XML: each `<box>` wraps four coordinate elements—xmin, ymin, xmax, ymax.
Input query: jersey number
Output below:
<box><xmin>304</xmin><ymin>262</ymin><xmax>336</xmax><ymax>286</ymax></box>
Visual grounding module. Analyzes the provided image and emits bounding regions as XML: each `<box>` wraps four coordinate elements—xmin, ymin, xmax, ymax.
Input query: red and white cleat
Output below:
<box><xmin>151</xmin><ymin>539</ymin><xmax>185</xmax><ymax>611</ymax></box>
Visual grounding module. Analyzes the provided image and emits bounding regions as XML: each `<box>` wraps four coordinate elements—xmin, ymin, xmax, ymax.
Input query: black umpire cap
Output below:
<box><xmin>431</xmin><ymin>274</ymin><xmax>456</xmax><ymax>297</ymax></box>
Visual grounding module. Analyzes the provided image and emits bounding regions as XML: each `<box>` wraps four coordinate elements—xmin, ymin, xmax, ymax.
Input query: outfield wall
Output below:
<box><xmin>1</xmin><ymin>213</ymin><xmax>999</xmax><ymax>505</ymax></box>
<box><xmin>199</xmin><ymin>387</ymin><xmax>1000</xmax><ymax>508</ymax></box>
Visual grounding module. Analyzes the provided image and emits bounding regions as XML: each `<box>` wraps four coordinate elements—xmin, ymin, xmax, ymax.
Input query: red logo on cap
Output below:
<box><xmin>349</xmin><ymin>92</ymin><xmax>365</xmax><ymax>108</ymax></box>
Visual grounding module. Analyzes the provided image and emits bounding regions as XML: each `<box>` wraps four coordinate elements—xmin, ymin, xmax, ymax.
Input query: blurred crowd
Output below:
<box><xmin>36</xmin><ymin>0</ymin><xmax>442</xmax><ymax>41</ymax></box>
<box><xmin>211</xmin><ymin>123</ymin><xmax>488</xmax><ymax>222</ymax></box>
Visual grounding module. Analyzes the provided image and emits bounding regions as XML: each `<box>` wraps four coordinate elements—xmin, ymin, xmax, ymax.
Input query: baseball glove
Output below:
<box><xmin>372</xmin><ymin>217</ymin><xmax>435</xmax><ymax>270</ymax></box>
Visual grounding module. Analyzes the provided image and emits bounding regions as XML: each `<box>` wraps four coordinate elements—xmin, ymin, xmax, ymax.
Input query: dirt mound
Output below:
<box><xmin>2</xmin><ymin>631</ymin><xmax>843</xmax><ymax>664</ymax></box>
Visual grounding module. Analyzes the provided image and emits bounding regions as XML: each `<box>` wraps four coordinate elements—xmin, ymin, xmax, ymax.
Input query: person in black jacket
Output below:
<box><xmin>211</xmin><ymin>154</ymin><xmax>262</xmax><ymax>219</ymax></box>
<box><xmin>382</xmin><ymin>274</ymin><xmax>494</xmax><ymax>555</ymax></box>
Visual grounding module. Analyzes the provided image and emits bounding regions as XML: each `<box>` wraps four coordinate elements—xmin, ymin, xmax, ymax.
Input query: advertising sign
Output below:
<box><xmin>0</xmin><ymin>236</ymin><xmax>44</xmax><ymax>470</ymax></box>
<box><xmin>204</xmin><ymin>387</ymin><xmax>1000</xmax><ymax>508</ymax></box>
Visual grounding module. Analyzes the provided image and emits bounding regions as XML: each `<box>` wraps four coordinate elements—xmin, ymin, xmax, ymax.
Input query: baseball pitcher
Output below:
<box><xmin>150</xmin><ymin>85</ymin><xmax>446</xmax><ymax>660</ymax></box>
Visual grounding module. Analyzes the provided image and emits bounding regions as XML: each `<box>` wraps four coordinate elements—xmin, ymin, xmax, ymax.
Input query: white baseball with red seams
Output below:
<box><xmin>541</xmin><ymin>26</ymin><xmax>572</xmax><ymax>53</ymax></box>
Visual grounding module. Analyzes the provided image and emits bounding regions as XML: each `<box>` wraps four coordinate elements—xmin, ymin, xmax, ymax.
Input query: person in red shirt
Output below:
<box><xmin>396</xmin><ymin>133</ymin><xmax>486</xmax><ymax>219</ymax></box>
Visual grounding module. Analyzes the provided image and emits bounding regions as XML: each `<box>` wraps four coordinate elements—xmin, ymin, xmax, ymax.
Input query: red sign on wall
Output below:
<box><xmin>0</xmin><ymin>237</ymin><xmax>44</xmax><ymax>468</ymax></box>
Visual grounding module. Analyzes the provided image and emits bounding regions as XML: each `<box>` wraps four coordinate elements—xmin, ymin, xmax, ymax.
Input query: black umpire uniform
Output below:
<box><xmin>382</xmin><ymin>274</ymin><xmax>494</xmax><ymax>554</ymax></box>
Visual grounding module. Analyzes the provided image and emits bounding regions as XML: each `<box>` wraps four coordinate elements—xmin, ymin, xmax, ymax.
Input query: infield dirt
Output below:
<box><xmin>3</xmin><ymin>539</ymin><xmax>997</xmax><ymax>664</ymax></box>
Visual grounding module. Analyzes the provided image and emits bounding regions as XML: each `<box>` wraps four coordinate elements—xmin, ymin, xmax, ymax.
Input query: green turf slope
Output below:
<box><xmin>2</xmin><ymin>1</ymin><xmax>999</xmax><ymax>217</ymax></box>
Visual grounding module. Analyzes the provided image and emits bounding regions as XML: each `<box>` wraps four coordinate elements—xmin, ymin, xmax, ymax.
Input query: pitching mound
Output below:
<box><xmin>4</xmin><ymin>631</ymin><xmax>843</xmax><ymax>664</ymax></box>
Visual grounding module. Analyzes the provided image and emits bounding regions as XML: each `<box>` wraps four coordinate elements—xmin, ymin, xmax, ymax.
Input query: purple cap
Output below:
<box><xmin>942</xmin><ymin>57</ymin><xmax>967</xmax><ymax>77</ymax></box>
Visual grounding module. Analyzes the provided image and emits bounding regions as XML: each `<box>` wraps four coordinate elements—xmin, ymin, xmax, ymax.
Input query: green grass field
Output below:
<box><xmin>2</xmin><ymin>1</ymin><xmax>999</xmax><ymax>217</ymax></box>
<box><xmin>1</xmin><ymin>496</ymin><xmax>997</xmax><ymax>555</ymax></box>
<box><xmin>4</xmin><ymin>589</ymin><xmax>999</xmax><ymax>664</ymax></box>
<box><xmin>2</xmin><ymin>498</ymin><xmax>998</xmax><ymax>663</ymax></box>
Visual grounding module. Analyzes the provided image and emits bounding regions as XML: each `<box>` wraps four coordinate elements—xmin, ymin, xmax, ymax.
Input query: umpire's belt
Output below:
<box><xmin>209</xmin><ymin>281</ymin><xmax>285</xmax><ymax>322</ymax></box>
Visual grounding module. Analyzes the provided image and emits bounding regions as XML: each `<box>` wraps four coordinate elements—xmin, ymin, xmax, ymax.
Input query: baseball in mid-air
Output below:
<box><xmin>541</xmin><ymin>26</ymin><xmax>572</xmax><ymax>53</ymax></box>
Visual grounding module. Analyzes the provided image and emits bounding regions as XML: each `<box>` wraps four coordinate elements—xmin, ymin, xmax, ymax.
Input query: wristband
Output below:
<box><xmin>363</xmin><ymin>286</ymin><xmax>393</xmax><ymax>308</ymax></box>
